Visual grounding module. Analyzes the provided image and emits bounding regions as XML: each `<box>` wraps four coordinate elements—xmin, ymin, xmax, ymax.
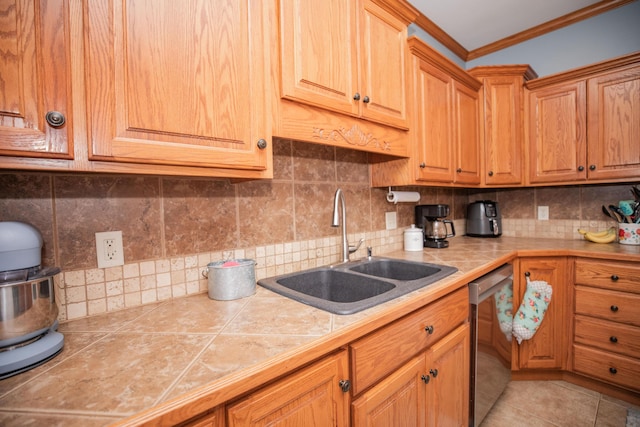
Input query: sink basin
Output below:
<box><xmin>348</xmin><ymin>259</ymin><xmax>441</xmax><ymax>281</ymax></box>
<box><xmin>258</xmin><ymin>257</ymin><xmax>457</xmax><ymax>315</ymax></box>
<box><xmin>275</xmin><ymin>269</ymin><xmax>395</xmax><ymax>303</ymax></box>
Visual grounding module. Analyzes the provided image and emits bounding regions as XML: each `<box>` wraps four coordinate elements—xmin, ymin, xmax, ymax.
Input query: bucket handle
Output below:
<box><xmin>201</xmin><ymin>260</ymin><xmax>258</xmax><ymax>279</ymax></box>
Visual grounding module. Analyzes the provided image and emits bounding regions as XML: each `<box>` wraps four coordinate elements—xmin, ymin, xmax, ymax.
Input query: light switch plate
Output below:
<box><xmin>385</xmin><ymin>211</ymin><xmax>397</xmax><ymax>230</ymax></box>
<box><xmin>538</xmin><ymin>206</ymin><xmax>549</xmax><ymax>221</ymax></box>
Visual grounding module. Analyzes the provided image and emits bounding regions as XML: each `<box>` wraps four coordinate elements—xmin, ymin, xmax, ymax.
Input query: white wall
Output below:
<box><xmin>409</xmin><ymin>1</ymin><xmax>640</xmax><ymax>76</ymax></box>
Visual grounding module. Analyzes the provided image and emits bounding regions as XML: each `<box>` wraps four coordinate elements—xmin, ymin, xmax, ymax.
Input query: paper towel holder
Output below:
<box><xmin>386</xmin><ymin>187</ymin><xmax>421</xmax><ymax>204</ymax></box>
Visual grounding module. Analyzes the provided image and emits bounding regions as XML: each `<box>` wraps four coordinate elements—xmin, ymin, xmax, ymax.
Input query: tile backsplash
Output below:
<box><xmin>0</xmin><ymin>139</ymin><xmax>634</xmax><ymax>321</ymax></box>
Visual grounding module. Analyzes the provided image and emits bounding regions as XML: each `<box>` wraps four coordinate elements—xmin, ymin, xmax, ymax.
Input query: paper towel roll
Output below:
<box><xmin>386</xmin><ymin>191</ymin><xmax>420</xmax><ymax>204</ymax></box>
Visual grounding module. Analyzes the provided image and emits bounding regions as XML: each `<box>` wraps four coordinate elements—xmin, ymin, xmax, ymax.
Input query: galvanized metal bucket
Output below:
<box><xmin>202</xmin><ymin>259</ymin><xmax>256</xmax><ymax>300</ymax></box>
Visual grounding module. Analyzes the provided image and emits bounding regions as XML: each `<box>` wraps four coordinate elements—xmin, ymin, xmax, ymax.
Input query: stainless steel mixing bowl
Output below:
<box><xmin>0</xmin><ymin>267</ymin><xmax>60</xmax><ymax>348</ymax></box>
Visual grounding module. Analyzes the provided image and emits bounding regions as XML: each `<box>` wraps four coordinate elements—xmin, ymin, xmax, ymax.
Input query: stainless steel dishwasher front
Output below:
<box><xmin>469</xmin><ymin>263</ymin><xmax>514</xmax><ymax>427</ymax></box>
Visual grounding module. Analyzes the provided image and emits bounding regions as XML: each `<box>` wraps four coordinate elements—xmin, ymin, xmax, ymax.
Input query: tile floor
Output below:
<box><xmin>481</xmin><ymin>380</ymin><xmax>639</xmax><ymax>427</ymax></box>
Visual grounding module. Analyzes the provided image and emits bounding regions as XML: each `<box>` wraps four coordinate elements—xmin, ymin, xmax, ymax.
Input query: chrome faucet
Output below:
<box><xmin>331</xmin><ymin>188</ymin><xmax>364</xmax><ymax>263</ymax></box>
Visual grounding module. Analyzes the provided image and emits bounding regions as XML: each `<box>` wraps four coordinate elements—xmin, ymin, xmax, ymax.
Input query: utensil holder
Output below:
<box><xmin>618</xmin><ymin>223</ymin><xmax>640</xmax><ymax>245</ymax></box>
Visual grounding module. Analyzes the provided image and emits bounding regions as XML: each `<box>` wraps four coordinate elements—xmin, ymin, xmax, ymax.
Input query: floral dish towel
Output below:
<box><xmin>512</xmin><ymin>277</ymin><xmax>553</xmax><ymax>344</ymax></box>
<box><xmin>494</xmin><ymin>280</ymin><xmax>514</xmax><ymax>341</ymax></box>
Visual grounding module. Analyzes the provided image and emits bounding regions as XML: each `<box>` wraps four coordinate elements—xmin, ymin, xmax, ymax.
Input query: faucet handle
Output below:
<box><xmin>349</xmin><ymin>238</ymin><xmax>365</xmax><ymax>254</ymax></box>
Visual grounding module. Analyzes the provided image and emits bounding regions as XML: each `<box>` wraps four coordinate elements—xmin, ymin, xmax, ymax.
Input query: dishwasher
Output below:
<box><xmin>469</xmin><ymin>263</ymin><xmax>513</xmax><ymax>427</ymax></box>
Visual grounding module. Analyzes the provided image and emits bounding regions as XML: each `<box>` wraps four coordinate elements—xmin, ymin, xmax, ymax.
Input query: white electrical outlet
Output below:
<box><xmin>385</xmin><ymin>211</ymin><xmax>397</xmax><ymax>230</ymax></box>
<box><xmin>538</xmin><ymin>206</ymin><xmax>549</xmax><ymax>221</ymax></box>
<box><xmin>95</xmin><ymin>231</ymin><xmax>124</xmax><ymax>268</ymax></box>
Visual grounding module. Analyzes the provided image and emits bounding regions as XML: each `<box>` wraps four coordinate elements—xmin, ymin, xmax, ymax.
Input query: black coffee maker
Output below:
<box><xmin>415</xmin><ymin>204</ymin><xmax>456</xmax><ymax>248</ymax></box>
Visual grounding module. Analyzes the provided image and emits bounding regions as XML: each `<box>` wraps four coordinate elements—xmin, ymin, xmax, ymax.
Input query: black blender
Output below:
<box><xmin>415</xmin><ymin>204</ymin><xmax>456</xmax><ymax>248</ymax></box>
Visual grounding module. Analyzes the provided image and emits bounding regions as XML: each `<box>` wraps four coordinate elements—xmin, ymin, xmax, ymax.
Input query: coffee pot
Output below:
<box><xmin>415</xmin><ymin>204</ymin><xmax>456</xmax><ymax>248</ymax></box>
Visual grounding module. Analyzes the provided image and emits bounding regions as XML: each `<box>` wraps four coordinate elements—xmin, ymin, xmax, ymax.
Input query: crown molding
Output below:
<box><xmin>411</xmin><ymin>0</ymin><xmax>635</xmax><ymax>62</ymax></box>
<box><xmin>525</xmin><ymin>51</ymin><xmax>640</xmax><ymax>89</ymax></box>
<box><xmin>467</xmin><ymin>0</ymin><xmax>636</xmax><ymax>61</ymax></box>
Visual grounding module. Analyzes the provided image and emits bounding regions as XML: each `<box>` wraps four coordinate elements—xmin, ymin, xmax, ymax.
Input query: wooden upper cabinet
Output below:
<box><xmin>587</xmin><ymin>65</ymin><xmax>640</xmax><ymax>180</ymax></box>
<box><xmin>84</xmin><ymin>0</ymin><xmax>271</xmax><ymax>171</ymax></box>
<box><xmin>0</xmin><ymin>0</ymin><xmax>73</xmax><ymax>159</ymax></box>
<box><xmin>413</xmin><ymin>59</ymin><xmax>454</xmax><ymax>183</ymax></box>
<box><xmin>453</xmin><ymin>80</ymin><xmax>482</xmax><ymax>185</ymax></box>
<box><xmin>412</xmin><ymin>59</ymin><xmax>481</xmax><ymax>185</ymax></box>
<box><xmin>358</xmin><ymin>0</ymin><xmax>408</xmax><ymax>129</ymax></box>
<box><xmin>469</xmin><ymin>66</ymin><xmax>536</xmax><ymax>186</ymax></box>
<box><xmin>279</xmin><ymin>0</ymin><xmax>359</xmax><ymax>117</ymax></box>
<box><xmin>369</xmin><ymin>37</ymin><xmax>480</xmax><ymax>187</ymax></box>
<box><xmin>526</xmin><ymin>54</ymin><xmax>640</xmax><ymax>185</ymax></box>
<box><xmin>412</xmin><ymin>41</ymin><xmax>481</xmax><ymax>185</ymax></box>
<box><xmin>278</xmin><ymin>0</ymin><xmax>409</xmax><ymax>130</ymax></box>
<box><xmin>527</xmin><ymin>81</ymin><xmax>587</xmax><ymax>183</ymax></box>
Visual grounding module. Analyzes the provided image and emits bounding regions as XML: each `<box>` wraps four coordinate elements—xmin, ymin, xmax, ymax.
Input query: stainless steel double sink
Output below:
<box><xmin>257</xmin><ymin>257</ymin><xmax>458</xmax><ymax>315</ymax></box>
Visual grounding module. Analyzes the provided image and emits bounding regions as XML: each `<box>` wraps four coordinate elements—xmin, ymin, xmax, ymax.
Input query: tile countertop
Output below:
<box><xmin>0</xmin><ymin>237</ymin><xmax>638</xmax><ymax>426</ymax></box>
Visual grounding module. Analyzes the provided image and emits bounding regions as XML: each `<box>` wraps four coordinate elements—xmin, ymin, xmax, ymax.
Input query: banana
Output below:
<box><xmin>583</xmin><ymin>227</ymin><xmax>617</xmax><ymax>243</ymax></box>
<box><xmin>577</xmin><ymin>227</ymin><xmax>614</xmax><ymax>237</ymax></box>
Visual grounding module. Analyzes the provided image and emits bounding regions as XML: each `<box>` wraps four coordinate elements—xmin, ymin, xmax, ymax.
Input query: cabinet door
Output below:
<box><xmin>453</xmin><ymin>81</ymin><xmax>481</xmax><ymax>185</ymax></box>
<box><xmin>516</xmin><ymin>258</ymin><xmax>568</xmax><ymax>370</ymax></box>
<box><xmin>227</xmin><ymin>351</ymin><xmax>350</xmax><ymax>426</ymax></box>
<box><xmin>413</xmin><ymin>59</ymin><xmax>454</xmax><ymax>183</ymax></box>
<box><xmin>279</xmin><ymin>0</ymin><xmax>359</xmax><ymax>117</ymax></box>
<box><xmin>0</xmin><ymin>0</ymin><xmax>72</xmax><ymax>159</ymax></box>
<box><xmin>528</xmin><ymin>81</ymin><xmax>587</xmax><ymax>183</ymax></box>
<box><xmin>352</xmin><ymin>354</ymin><xmax>426</xmax><ymax>427</ymax></box>
<box><xmin>85</xmin><ymin>0</ymin><xmax>270</xmax><ymax>170</ymax></box>
<box><xmin>587</xmin><ymin>66</ymin><xmax>640</xmax><ymax>180</ymax></box>
<box><xmin>359</xmin><ymin>0</ymin><xmax>408</xmax><ymax>129</ymax></box>
<box><xmin>185</xmin><ymin>406</ymin><xmax>224</xmax><ymax>427</ymax></box>
<box><xmin>481</xmin><ymin>76</ymin><xmax>524</xmax><ymax>185</ymax></box>
<box><xmin>425</xmin><ymin>324</ymin><xmax>470</xmax><ymax>427</ymax></box>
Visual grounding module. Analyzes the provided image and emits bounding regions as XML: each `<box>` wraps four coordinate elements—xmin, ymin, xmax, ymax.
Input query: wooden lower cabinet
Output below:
<box><xmin>573</xmin><ymin>258</ymin><xmax>640</xmax><ymax>392</ymax></box>
<box><xmin>185</xmin><ymin>406</ymin><xmax>225</xmax><ymax>427</ymax></box>
<box><xmin>352</xmin><ymin>353</ymin><xmax>426</xmax><ymax>426</ymax></box>
<box><xmin>425</xmin><ymin>324</ymin><xmax>470</xmax><ymax>427</ymax></box>
<box><xmin>514</xmin><ymin>257</ymin><xmax>568</xmax><ymax>371</ymax></box>
<box><xmin>226</xmin><ymin>350</ymin><xmax>350</xmax><ymax>426</ymax></box>
<box><xmin>352</xmin><ymin>324</ymin><xmax>470</xmax><ymax>427</ymax></box>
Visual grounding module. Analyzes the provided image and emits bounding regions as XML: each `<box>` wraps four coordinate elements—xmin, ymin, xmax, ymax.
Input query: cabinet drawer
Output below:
<box><xmin>350</xmin><ymin>287</ymin><xmax>468</xmax><ymax>395</ymax></box>
<box><xmin>573</xmin><ymin>344</ymin><xmax>640</xmax><ymax>392</ymax></box>
<box><xmin>574</xmin><ymin>315</ymin><xmax>640</xmax><ymax>359</ymax></box>
<box><xmin>575</xmin><ymin>287</ymin><xmax>640</xmax><ymax>327</ymax></box>
<box><xmin>575</xmin><ymin>259</ymin><xmax>640</xmax><ymax>293</ymax></box>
